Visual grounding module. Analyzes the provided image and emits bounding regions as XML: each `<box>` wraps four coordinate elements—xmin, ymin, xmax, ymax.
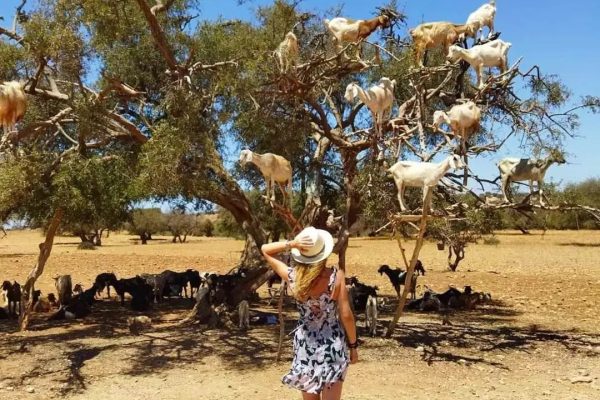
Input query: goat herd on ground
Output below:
<box><xmin>1</xmin><ymin>260</ymin><xmax>492</xmax><ymax>337</ymax></box>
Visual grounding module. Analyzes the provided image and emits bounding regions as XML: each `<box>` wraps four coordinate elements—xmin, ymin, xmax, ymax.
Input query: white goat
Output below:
<box><xmin>324</xmin><ymin>15</ymin><xmax>390</xmax><ymax>57</ymax></box>
<box><xmin>497</xmin><ymin>153</ymin><xmax>566</xmax><ymax>206</ymax></box>
<box><xmin>447</xmin><ymin>39</ymin><xmax>512</xmax><ymax>88</ymax></box>
<box><xmin>388</xmin><ymin>154</ymin><xmax>464</xmax><ymax>212</ymax></box>
<box><xmin>239</xmin><ymin>149</ymin><xmax>292</xmax><ymax>203</ymax></box>
<box><xmin>274</xmin><ymin>31</ymin><xmax>299</xmax><ymax>73</ymax></box>
<box><xmin>344</xmin><ymin>77</ymin><xmax>396</xmax><ymax>135</ymax></box>
<box><xmin>0</xmin><ymin>81</ymin><xmax>27</xmax><ymax>145</ymax></box>
<box><xmin>465</xmin><ymin>0</ymin><xmax>497</xmax><ymax>40</ymax></box>
<box><xmin>365</xmin><ymin>295</ymin><xmax>378</xmax><ymax>337</ymax></box>
<box><xmin>238</xmin><ymin>300</ymin><xmax>250</xmax><ymax>330</ymax></box>
<box><xmin>433</xmin><ymin>101</ymin><xmax>481</xmax><ymax>155</ymax></box>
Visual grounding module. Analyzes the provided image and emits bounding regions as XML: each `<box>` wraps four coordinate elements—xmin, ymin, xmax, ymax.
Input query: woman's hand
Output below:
<box><xmin>350</xmin><ymin>348</ymin><xmax>358</xmax><ymax>364</ymax></box>
<box><xmin>290</xmin><ymin>234</ymin><xmax>315</xmax><ymax>251</ymax></box>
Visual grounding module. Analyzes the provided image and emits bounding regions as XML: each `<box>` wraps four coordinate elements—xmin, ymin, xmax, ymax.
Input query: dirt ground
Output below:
<box><xmin>1</xmin><ymin>230</ymin><xmax>599</xmax><ymax>399</ymax></box>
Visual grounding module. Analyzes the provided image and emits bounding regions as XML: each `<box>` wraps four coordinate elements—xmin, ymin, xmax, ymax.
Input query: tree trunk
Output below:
<box><xmin>19</xmin><ymin>209</ymin><xmax>63</xmax><ymax>331</ymax></box>
<box><xmin>335</xmin><ymin>149</ymin><xmax>360</xmax><ymax>271</ymax></box>
<box><xmin>448</xmin><ymin>245</ymin><xmax>465</xmax><ymax>271</ymax></box>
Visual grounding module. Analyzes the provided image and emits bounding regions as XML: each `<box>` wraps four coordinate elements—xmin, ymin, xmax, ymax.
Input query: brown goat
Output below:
<box><xmin>0</xmin><ymin>81</ymin><xmax>27</xmax><ymax>141</ymax></box>
<box><xmin>410</xmin><ymin>22</ymin><xmax>475</xmax><ymax>67</ymax></box>
<box><xmin>325</xmin><ymin>15</ymin><xmax>390</xmax><ymax>58</ymax></box>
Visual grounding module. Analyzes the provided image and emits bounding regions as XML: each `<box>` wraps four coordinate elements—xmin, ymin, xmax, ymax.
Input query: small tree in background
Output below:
<box><xmin>166</xmin><ymin>212</ymin><xmax>197</xmax><ymax>243</ymax></box>
<box><xmin>128</xmin><ymin>208</ymin><xmax>166</xmax><ymax>244</ymax></box>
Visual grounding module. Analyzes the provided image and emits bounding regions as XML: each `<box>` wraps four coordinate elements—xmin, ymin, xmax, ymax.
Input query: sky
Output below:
<box><xmin>1</xmin><ymin>0</ymin><xmax>599</xmax><ymax>190</ymax></box>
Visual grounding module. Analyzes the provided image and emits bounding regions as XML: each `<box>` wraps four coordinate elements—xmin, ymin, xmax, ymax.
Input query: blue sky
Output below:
<box><xmin>2</xmin><ymin>0</ymin><xmax>599</xmax><ymax>188</ymax></box>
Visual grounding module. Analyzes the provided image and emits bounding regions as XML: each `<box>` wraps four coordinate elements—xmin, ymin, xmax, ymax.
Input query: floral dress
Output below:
<box><xmin>282</xmin><ymin>266</ymin><xmax>349</xmax><ymax>394</ymax></box>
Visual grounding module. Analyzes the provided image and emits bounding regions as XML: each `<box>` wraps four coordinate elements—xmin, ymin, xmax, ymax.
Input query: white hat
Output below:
<box><xmin>290</xmin><ymin>227</ymin><xmax>334</xmax><ymax>264</ymax></box>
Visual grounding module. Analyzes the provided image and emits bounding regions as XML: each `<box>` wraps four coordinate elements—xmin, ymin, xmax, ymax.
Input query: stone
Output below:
<box><xmin>25</xmin><ymin>386</ymin><xmax>35</xmax><ymax>393</ymax></box>
<box><xmin>415</xmin><ymin>346</ymin><xmax>425</xmax><ymax>353</ymax></box>
<box><xmin>570</xmin><ymin>376</ymin><xmax>593</xmax><ymax>384</ymax></box>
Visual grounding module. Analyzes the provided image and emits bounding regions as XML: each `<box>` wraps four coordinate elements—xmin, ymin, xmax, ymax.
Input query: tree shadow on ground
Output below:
<box><xmin>365</xmin><ymin>321</ymin><xmax>600</xmax><ymax>369</ymax></box>
<box><xmin>0</xmin><ymin>296</ymin><xmax>283</xmax><ymax>395</ymax></box>
<box><xmin>559</xmin><ymin>242</ymin><xmax>600</xmax><ymax>247</ymax></box>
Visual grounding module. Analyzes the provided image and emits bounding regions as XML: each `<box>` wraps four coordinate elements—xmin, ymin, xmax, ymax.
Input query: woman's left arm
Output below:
<box><xmin>333</xmin><ymin>269</ymin><xmax>358</xmax><ymax>363</ymax></box>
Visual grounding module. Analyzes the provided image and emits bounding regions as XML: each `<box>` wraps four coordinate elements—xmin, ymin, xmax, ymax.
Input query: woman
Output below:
<box><xmin>262</xmin><ymin>226</ymin><xmax>358</xmax><ymax>400</ymax></box>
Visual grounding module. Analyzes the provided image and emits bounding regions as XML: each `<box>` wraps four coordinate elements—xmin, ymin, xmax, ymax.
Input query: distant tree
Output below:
<box><xmin>128</xmin><ymin>208</ymin><xmax>166</xmax><ymax>244</ymax></box>
<box><xmin>166</xmin><ymin>212</ymin><xmax>197</xmax><ymax>243</ymax></box>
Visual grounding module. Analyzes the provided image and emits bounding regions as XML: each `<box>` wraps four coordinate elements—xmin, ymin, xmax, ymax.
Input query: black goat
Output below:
<box><xmin>185</xmin><ymin>269</ymin><xmax>202</xmax><ymax>298</ymax></box>
<box><xmin>160</xmin><ymin>270</ymin><xmax>190</xmax><ymax>298</ymax></box>
<box><xmin>130</xmin><ymin>283</ymin><xmax>153</xmax><ymax>311</ymax></box>
<box><xmin>378</xmin><ymin>261</ymin><xmax>425</xmax><ymax>299</ymax></box>
<box><xmin>48</xmin><ymin>284</ymin><xmax>98</xmax><ymax>320</ymax></box>
<box><xmin>94</xmin><ymin>273</ymin><xmax>118</xmax><ymax>299</ymax></box>
<box><xmin>2</xmin><ymin>281</ymin><xmax>21</xmax><ymax>316</ymax></box>
<box><xmin>115</xmin><ymin>276</ymin><xmax>147</xmax><ymax>306</ymax></box>
<box><xmin>347</xmin><ymin>279</ymin><xmax>378</xmax><ymax>313</ymax></box>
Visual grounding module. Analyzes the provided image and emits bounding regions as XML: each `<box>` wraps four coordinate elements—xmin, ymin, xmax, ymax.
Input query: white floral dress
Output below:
<box><xmin>282</xmin><ymin>267</ymin><xmax>349</xmax><ymax>394</ymax></box>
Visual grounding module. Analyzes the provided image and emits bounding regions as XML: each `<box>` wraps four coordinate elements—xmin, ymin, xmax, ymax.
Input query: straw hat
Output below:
<box><xmin>290</xmin><ymin>226</ymin><xmax>334</xmax><ymax>264</ymax></box>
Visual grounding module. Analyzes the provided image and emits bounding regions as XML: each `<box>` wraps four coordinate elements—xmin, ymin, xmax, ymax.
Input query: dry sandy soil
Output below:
<box><xmin>1</xmin><ymin>230</ymin><xmax>599</xmax><ymax>399</ymax></box>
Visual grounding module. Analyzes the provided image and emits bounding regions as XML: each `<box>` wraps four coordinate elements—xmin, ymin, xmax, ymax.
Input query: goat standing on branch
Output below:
<box><xmin>344</xmin><ymin>77</ymin><xmax>396</xmax><ymax>136</ymax></box>
<box><xmin>324</xmin><ymin>14</ymin><xmax>390</xmax><ymax>59</ymax></box>
<box><xmin>274</xmin><ymin>31</ymin><xmax>299</xmax><ymax>73</ymax></box>
<box><xmin>239</xmin><ymin>149</ymin><xmax>293</xmax><ymax>204</ymax></box>
<box><xmin>433</xmin><ymin>101</ymin><xmax>481</xmax><ymax>185</ymax></box>
<box><xmin>447</xmin><ymin>39</ymin><xmax>511</xmax><ymax>88</ymax></box>
<box><xmin>409</xmin><ymin>22</ymin><xmax>475</xmax><ymax>67</ymax></box>
<box><xmin>0</xmin><ymin>81</ymin><xmax>27</xmax><ymax>146</ymax></box>
<box><xmin>388</xmin><ymin>154</ymin><xmax>464</xmax><ymax>212</ymax></box>
<box><xmin>497</xmin><ymin>153</ymin><xmax>566</xmax><ymax>206</ymax></box>
<box><xmin>465</xmin><ymin>0</ymin><xmax>497</xmax><ymax>41</ymax></box>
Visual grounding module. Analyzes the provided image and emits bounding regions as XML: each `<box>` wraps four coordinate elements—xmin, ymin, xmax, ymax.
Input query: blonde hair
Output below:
<box><xmin>292</xmin><ymin>259</ymin><xmax>327</xmax><ymax>302</ymax></box>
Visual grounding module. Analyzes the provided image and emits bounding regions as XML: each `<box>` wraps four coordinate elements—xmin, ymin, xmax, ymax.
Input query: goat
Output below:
<box><xmin>377</xmin><ymin>264</ymin><xmax>423</xmax><ymax>299</ymax></box>
<box><xmin>238</xmin><ymin>300</ymin><xmax>250</xmax><ymax>330</ymax></box>
<box><xmin>274</xmin><ymin>31</ymin><xmax>299</xmax><ymax>73</ymax></box>
<box><xmin>48</xmin><ymin>285</ymin><xmax>97</xmax><ymax>320</ymax></box>
<box><xmin>160</xmin><ymin>269</ymin><xmax>190</xmax><ymax>298</ymax></box>
<box><xmin>497</xmin><ymin>153</ymin><xmax>566</xmax><ymax>205</ymax></box>
<box><xmin>0</xmin><ymin>81</ymin><xmax>27</xmax><ymax>144</ymax></box>
<box><xmin>388</xmin><ymin>154</ymin><xmax>464</xmax><ymax>212</ymax></box>
<box><xmin>324</xmin><ymin>15</ymin><xmax>390</xmax><ymax>58</ymax></box>
<box><xmin>239</xmin><ymin>149</ymin><xmax>292</xmax><ymax>203</ymax></box>
<box><xmin>432</xmin><ymin>101</ymin><xmax>481</xmax><ymax>155</ymax></box>
<box><xmin>94</xmin><ymin>272</ymin><xmax>118</xmax><ymax>299</ymax></box>
<box><xmin>140</xmin><ymin>273</ymin><xmax>167</xmax><ymax>303</ymax></box>
<box><xmin>419</xmin><ymin>289</ymin><xmax>442</xmax><ymax>312</ymax></box>
<box><xmin>127</xmin><ymin>316</ymin><xmax>152</xmax><ymax>335</ymax></box>
<box><xmin>365</xmin><ymin>295</ymin><xmax>378</xmax><ymax>337</ymax></box>
<box><xmin>1</xmin><ymin>281</ymin><xmax>21</xmax><ymax>316</ymax></box>
<box><xmin>130</xmin><ymin>283</ymin><xmax>153</xmax><ymax>311</ymax></box>
<box><xmin>185</xmin><ymin>269</ymin><xmax>202</xmax><ymax>298</ymax></box>
<box><xmin>115</xmin><ymin>276</ymin><xmax>147</xmax><ymax>306</ymax></box>
<box><xmin>465</xmin><ymin>0</ymin><xmax>496</xmax><ymax>40</ymax></box>
<box><xmin>54</xmin><ymin>275</ymin><xmax>72</xmax><ymax>306</ymax></box>
<box><xmin>447</xmin><ymin>39</ymin><xmax>512</xmax><ymax>88</ymax></box>
<box><xmin>344</xmin><ymin>77</ymin><xmax>396</xmax><ymax>136</ymax></box>
<box><xmin>346</xmin><ymin>279</ymin><xmax>378</xmax><ymax>312</ymax></box>
<box><xmin>73</xmin><ymin>283</ymin><xmax>84</xmax><ymax>296</ymax></box>
<box><xmin>409</xmin><ymin>22</ymin><xmax>475</xmax><ymax>67</ymax></box>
